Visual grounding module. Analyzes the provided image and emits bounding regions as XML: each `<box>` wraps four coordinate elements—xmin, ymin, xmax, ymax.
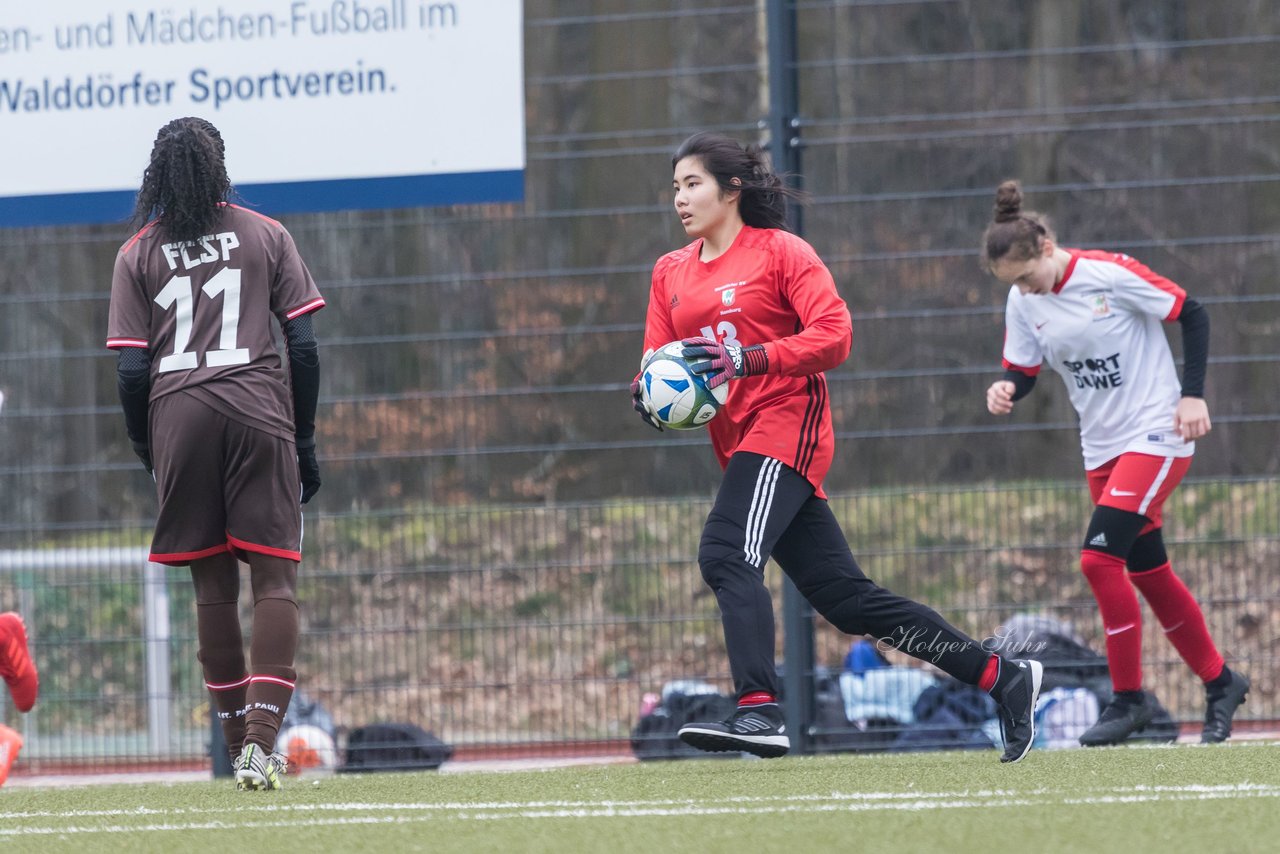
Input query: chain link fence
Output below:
<box><xmin>1</xmin><ymin>1</ymin><xmax>1276</xmax><ymax>771</ymax></box>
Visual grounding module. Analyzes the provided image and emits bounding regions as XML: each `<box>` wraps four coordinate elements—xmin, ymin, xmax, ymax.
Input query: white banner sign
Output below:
<box><xmin>0</xmin><ymin>1</ymin><xmax>524</xmax><ymax>226</ymax></box>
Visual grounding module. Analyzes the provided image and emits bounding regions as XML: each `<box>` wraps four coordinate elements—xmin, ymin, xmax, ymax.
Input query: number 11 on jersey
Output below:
<box><xmin>154</xmin><ymin>268</ymin><xmax>251</xmax><ymax>373</ymax></box>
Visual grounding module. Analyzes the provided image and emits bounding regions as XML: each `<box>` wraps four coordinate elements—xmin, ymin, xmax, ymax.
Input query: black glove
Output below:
<box><xmin>297</xmin><ymin>436</ymin><xmax>322</xmax><ymax>504</ymax></box>
<box><xmin>131</xmin><ymin>440</ymin><xmax>153</xmax><ymax>475</ymax></box>
<box><xmin>630</xmin><ymin>376</ymin><xmax>663</xmax><ymax>432</ymax></box>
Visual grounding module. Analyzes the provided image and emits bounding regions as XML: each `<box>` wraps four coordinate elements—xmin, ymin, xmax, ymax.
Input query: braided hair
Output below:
<box><xmin>131</xmin><ymin>117</ymin><xmax>232</xmax><ymax>243</ymax></box>
<box><xmin>672</xmin><ymin>132</ymin><xmax>804</xmax><ymax>231</ymax></box>
<box><xmin>979</xmin><ymin>180</ymin><xmax>1054</xmax><ymax>271</ymax></box>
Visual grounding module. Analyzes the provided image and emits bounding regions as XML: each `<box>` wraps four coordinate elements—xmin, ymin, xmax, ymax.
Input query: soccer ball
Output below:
<box><xmin>640</xmin><ymin>341</ymin><xmax>729</xmax><ymax>429</ymax></box>
<box><xmin>277</xmin><ymin>724</ymin><xmax>338</xmax><ymax>773</ymax></box>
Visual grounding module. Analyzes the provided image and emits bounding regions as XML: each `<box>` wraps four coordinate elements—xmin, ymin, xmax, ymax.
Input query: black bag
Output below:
<box><xmin>894</xmin><ymin>680</ymin><xmax>1000</xmax><ymax>752</ymax></box>
<box><xmin>340</xmin><ymin>722</ymin><xmax>454</xmax><ymax>773</ymax></box>
<box><xmin>808</xmin><ymin>665</ymin><xmax>900</xmax><ymax>753</ymax></box>
<box><xmin>630</xmin><ymin>691</ymin><xmax>737</xmax><ymax>761</ymax></box>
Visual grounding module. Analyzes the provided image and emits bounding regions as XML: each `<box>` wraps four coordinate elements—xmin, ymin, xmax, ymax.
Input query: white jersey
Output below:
<box><xmin>1002</xmin><ymin>249</ymin><xmax>1194</xmax><ymax>470</ymax></box>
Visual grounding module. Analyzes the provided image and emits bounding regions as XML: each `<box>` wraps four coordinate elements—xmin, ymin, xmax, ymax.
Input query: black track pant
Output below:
<box><xmin>699</xmin><ymin>453</ymin><xmax>990</xmax><ymax>699</ymax></box>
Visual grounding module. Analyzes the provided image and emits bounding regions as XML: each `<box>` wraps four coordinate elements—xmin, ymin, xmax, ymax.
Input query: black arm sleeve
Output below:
<box><xmin>1176</xmin><ymin>298</ymin><xmax>1209</xmax><ymax>398</ymax></box>
<box><xmin>116</xmin><ymin>347</ymin><xmax>152</xmax><ymax>443</ymax></box>
<box><xmin>283</xmin><ymin>313</ymin><xmax>320</xmax><ymax>443</ymax></box>
<box><xmin>1002</xmin><ymin>369</ymin><xmax>1037</xmax><ymax>402</ymax></box>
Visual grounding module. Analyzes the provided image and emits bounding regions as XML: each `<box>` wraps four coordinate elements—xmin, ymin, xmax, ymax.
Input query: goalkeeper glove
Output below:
<box><xmin>297</xmin><ymin>436</ymin><xmax>322</xmax><ymax>504</ymax></box>
<box><xmin>680</xmin><ymin>337</ymin><xmax>768</xmax><ymax>389</ymax></box>
<box><xmin>131</xmin><ymin>440</ymin><xmax>153</xmax><ymax>475</ymax></box>
<box><xmin>630</xmin><ymin>375</ymin><xmax>663</xmax><ymax>432</ymax></box>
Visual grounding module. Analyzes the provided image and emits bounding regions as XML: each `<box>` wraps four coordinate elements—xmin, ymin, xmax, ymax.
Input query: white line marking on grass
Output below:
<box><xmin>0</xmin><ymin>791</ymin><xmax>1047</xmax><ymax>820</ymax></box>
<box><xmin>3</xmin><ymin>784</ymin><xmax>1277</xmax><ymax>837</ymax></box>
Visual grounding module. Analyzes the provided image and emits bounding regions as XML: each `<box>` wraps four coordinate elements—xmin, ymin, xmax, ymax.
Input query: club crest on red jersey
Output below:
<box><xmin>715</xmin><ymin>280</ymin><xmax>745</xmax><ymax>307</ymax></box>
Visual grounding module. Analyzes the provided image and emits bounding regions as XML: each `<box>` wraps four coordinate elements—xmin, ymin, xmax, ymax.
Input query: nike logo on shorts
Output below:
<box><xmin>1109</xmin><ymin>488</ymin><xmax>1137</xmax><ymax>497</ymax></box>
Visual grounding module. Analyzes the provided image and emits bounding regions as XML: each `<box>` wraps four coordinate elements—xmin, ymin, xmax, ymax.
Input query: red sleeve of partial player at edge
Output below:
<box><xmin>761</xmin><ymin>241</ymin><xmax>852</xmax><ymax>376</ymax></box>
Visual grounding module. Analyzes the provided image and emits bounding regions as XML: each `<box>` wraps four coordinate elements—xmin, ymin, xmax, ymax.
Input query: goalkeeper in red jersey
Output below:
<box><xmin>631</xmin><ymin>132</ymin><xmax>1042</xmax><ymax>762</ymax></box>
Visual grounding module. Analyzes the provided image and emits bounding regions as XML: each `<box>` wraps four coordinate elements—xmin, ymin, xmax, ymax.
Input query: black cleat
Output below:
<box><xmin>1201</xmin><ymin>669</ymin><xmax>1249</xmax><ymax>744</ymax></box>
<box><xmin>678</xmin><ymin>703</ymin><xmax>789</xmax><ymax>758</ymax></box>
<box><xmin>994</xmin><ymin>659</ymin><xmax>1043</xmax><ymax>763</ymax></box>
<box><xmin>1079</xmin><ymin>692</ymin><xmax>1159</xmax><ymax>747</ymax></box>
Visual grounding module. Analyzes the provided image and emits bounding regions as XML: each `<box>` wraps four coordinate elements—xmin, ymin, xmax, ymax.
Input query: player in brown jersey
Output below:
<box><xmin>107</xmin><ymin>117</ymin><xmax>324</xmax><ymax>790</ymax></box>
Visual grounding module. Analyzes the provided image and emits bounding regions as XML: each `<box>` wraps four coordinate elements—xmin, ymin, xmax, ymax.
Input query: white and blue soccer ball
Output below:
<box><xmin>640</xmin><ymin>341</ymin><xmax>729</xmax><ymax>430</ymax></box>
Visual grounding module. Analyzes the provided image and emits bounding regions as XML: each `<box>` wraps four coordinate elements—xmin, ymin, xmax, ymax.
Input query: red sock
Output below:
<box><xmin>978</xmin><ymin>655</ymin><xmax>1000</xmax><ymax>692</ymax></box>
<box><xmin>1129</xmin><ymin>563</ymin><xmax>1225</xmax><ymax>683</ymax></box>
<box><xmin>1081</xmin><ymin>551</ymin><xmax>1143</xmax><ymax>692</ymax></box>
<box><xmin>738</xmin><ymin>691</ymin><xmax>776</xmax><ymax>707</ymax></box>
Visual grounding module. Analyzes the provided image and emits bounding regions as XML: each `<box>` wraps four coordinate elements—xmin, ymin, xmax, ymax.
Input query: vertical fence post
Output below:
<box><xmin>142</xmin><ymin>561</ymin><xmax>172</xmax><ymax>754</ymax></box>
<box><xmin>210</xmin><ymin>710</ymin><xmax>233</xmax><ymax>777</ymax></box>
<box><xmin>765</xmin><ymin>0</ymin><xmax>815</xmax><ymax>753</ymax></box>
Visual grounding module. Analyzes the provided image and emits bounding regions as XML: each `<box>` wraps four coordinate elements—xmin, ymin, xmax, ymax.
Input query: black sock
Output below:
<box><xmin>1113</xmin><ymin>690</ymin><xmax>1145</xmax><ymax>705</ymax></box>
<box><xmin>1206</xmin><ymin>665</ymin><xmax>1233</xmax><ymax>690</ymax></box>
<box><xmin>991</xmin><ymin>657</ymin><xmax>1022</xmax><ymax>696</ymax></box>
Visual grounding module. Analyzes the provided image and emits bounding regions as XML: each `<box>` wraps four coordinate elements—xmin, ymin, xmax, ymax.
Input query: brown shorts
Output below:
<box><xmin>148</xmin><ymin>391</ymin><xmax>303</xmax><ymax>566</ymax></box>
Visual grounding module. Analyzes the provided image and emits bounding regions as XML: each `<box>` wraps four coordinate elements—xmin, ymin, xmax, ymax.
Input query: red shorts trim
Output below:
<box><xmin>1087</xmin><ymin>453</ymin><xmax>1191</xmax><ymax>533</ymax></box>
<box><xmin>228</xmin><ymin>535</ymin><xmax>301</xmax><ymax>563</ymax></box>
<box><xmin>149</xmin><ymin>543</ymin><xmax>232</xmax><ymax>566</ymax></box>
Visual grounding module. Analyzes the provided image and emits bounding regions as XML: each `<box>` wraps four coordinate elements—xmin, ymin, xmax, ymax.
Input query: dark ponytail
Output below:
<box><xmin>131</xmin><ymin>117</ymin><xmax>233</xmax><ymax>244</ymax></box>
<box><xmin>672</xmin><ymin>132</ymin><xmax>804</xmax><ymax>231</ymax></box>
<box><xmin>980</xmin><ymin>179</ymin><xmax>1053</xmax><ymax>270</ymax></box>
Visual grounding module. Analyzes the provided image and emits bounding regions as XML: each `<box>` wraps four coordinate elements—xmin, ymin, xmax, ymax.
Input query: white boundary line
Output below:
<box><xmin>8</xmin><ymin>740</ymin><xmax>1278</xmax><ymax>789</ymax></box>
<box><xmin>2</xmin><ymin>783</ymin><xmax>1278</xmax><ymax>837</ymax></box>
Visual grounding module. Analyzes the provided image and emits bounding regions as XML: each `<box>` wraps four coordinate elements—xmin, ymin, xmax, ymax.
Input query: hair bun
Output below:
<box><xmin>993</xmin><ymin>180</ymin><xmax>1023</xmax><ymax>223</ymax></box>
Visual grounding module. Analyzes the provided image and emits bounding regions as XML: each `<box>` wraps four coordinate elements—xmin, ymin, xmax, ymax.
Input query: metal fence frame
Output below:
<box><xmin>1</xmin><ymin>1</ymin><xmax>1278</xmax><ymax>773</ymax></box>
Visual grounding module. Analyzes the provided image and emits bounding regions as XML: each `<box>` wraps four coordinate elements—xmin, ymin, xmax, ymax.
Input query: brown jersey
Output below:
<box><xmin>107</xmin><ymin>204</ymin><xmax>324</xmax><ymax>440</ymax></box>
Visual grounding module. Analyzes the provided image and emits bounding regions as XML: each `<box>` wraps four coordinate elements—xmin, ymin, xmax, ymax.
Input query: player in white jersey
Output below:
<box><xmin>980</xmin><ymin>180</ymin><xmax>1248</xmax><ymax>746</ymax></box>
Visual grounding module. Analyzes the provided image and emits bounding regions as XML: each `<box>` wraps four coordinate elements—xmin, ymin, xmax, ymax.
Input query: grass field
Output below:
<box><xmin>2</xmin><ymin>744</ymin><xmax>1278</xmax><ymax>853</ymax></box>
